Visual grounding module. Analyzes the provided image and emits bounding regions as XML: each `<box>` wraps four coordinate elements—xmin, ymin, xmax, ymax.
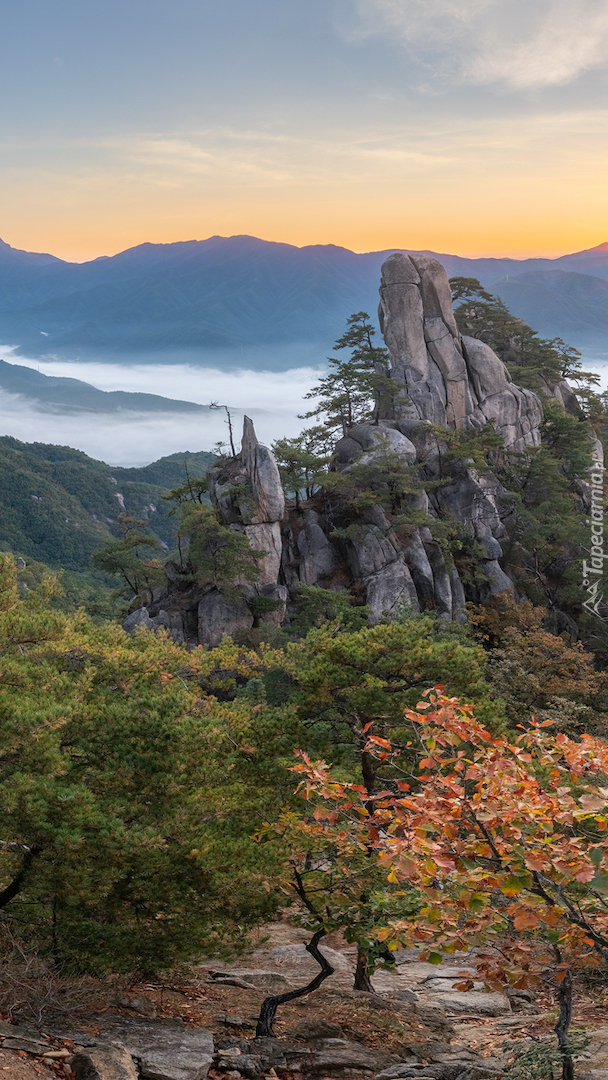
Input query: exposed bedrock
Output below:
<box><xmin>127</xmin><ymin>255</ymin><xmax>590</xmax><ymax>644</ymax></box>
<box><xmin>378</xmin><ymin>252</ymin><xmax>543</xmax><ymax>453</ymax></box>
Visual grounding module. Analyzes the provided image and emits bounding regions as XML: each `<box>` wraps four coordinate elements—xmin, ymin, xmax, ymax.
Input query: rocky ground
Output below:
<box><xmin>2</xmin><ymin>922</ymin><xmax>608</xmax><ymax>1080</ymax></box>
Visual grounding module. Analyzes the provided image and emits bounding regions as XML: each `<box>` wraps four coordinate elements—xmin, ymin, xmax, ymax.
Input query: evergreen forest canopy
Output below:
<box><xmin>1</xmin><ymin>278</ymin><xmax>608</xmax><ymax>1077</ymax></box>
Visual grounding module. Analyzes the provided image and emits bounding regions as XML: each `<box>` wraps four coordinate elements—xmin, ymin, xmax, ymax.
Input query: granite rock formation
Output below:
<box><xmin>126</xmin><ymin>254</ymin><xmax>594</xmax><ymax>646</ymax></box>
<box><xmin>377</xmin><ymin>252</ymin><xmax>543</xmax><ymax>450</ymax></box>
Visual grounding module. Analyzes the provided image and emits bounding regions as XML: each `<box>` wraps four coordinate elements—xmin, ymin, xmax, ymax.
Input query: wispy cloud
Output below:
<box><xmin>352</xmin><ymin>0</ymin><xmax>608</xmax><ymax>88</ymax></box>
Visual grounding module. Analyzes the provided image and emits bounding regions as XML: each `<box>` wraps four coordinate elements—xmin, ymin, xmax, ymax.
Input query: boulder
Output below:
<box><xmin>197</xmin><ymin>591</ymin><xmax>253</xmax><ymax>648</ymax></box>
<box><xmin>71</xmin><ymin>1043</ymin><xmax>138</xmax><ymax>1080</ymax></box>
<box><xmin>289</xmin><ymin>1020</ymin><xmax>346</xmax><ymax>1042</ymax></box>
<box><xmin>366</xmin><ymin>558</ymin><xmax>420</xmax><ymax>624</ymax></box>
<box><xmin>347</xmin><ymin>525</ymin><xmax>399</xmax><ymax>579</ymax></box>
<box><xmin>403</xmin><ymin>533</ymin><xmax>435</xmax><ymax>604</ymax></box>
<box><xmin>243</xmin><ymin>521</ymin><xmax>282</xmax><ymax>585</ymax></box>
<box><xmin>429</xmin><ymin>990</ymin><xmax>511</xmax><ymax>1016</ymax></box>
<box><xmin>376</xmin><ymin>1067</ymin><xmax>472</xmax><ymax>1080</ymax></box>
<box><xmin>122</xmin><ymin>607</ymin><xmax>154</xmax><ymax>635</ymax></box>
<box><xmin>378</xmin><ymin>253</ymin><xmax>543</xmax><ymax>454</ymax></box>
<box><xmin>240</xmin><ymin>416</ymin><xmax>285</xmax><ymax>524</ymax></box>
<box><xmin>2</xmin><ymin>1035</ymin><xmax>50</xmax><ymax>1054</ymax></box>
<box><xmin>309</xmin><ymin>1037</ymin><xmax>398</xmax><ymax>1076</ymax></box>
<box><xmin>264</xmin><ymin>943</ymin><xmax>352</xmax><ymax>971</ymax></box>
<box><xmin>482</xmin><ymin>559</ymin><xmax>514</xmax><ymax>596</ymax></box>
<box><xmin>91</xmin><ymin>1017</ymin><xmax>214</xmax><ymax>1080</ymax></box>
<box><xmin>355</xmin><ymin>426</ymin><xmax>417</xmax><ymax>467</ymax></box>
<box><xmin>297</xmin><ymin>514</ymin><xmax>338</xmax><ymax>584</ymax></box>
<box><xmin>115</xmin><ymin>995</ymin><xmax>157</xmax><ymax>1018</ymax></box>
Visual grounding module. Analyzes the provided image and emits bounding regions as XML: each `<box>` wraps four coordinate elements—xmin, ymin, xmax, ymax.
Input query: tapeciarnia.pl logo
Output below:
<box><xmin>582</xmin><ymin>445</ymin><xmax>607</xmax><ymax>620</ymax></box>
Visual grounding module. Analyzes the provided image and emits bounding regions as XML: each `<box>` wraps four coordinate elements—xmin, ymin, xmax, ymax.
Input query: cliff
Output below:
<box><xmin>136</xmin><ymin>254</ymin><xmax>598</xmax><ymax>645</ymax></box>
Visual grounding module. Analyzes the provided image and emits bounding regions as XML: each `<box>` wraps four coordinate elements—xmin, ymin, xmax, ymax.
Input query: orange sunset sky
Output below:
<box><xmin>1</xmin><ymin>0</ymin><xmax>607</xmax><ymax>262</ymax></box>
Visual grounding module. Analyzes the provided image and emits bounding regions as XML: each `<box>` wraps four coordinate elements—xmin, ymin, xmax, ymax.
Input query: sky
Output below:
<box><xmin>0</xmin><ymin>0</ymin><xmax>607</xmax><ymax>261</ymax></box>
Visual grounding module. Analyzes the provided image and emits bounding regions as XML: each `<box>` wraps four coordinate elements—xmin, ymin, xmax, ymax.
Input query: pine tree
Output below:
<box><xmin>300</xmin><ymin>312</ymin><xmax>394</xmax><ymax>437</ymax></box>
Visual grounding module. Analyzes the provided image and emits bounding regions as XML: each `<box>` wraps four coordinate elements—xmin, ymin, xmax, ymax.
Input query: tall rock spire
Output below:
<box><xmin>378</xmin><ymin>252</ymin><xmax>543</xmax><ymax>452</ymax></box>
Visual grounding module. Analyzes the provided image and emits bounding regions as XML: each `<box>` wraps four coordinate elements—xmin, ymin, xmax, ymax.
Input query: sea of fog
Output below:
<box><xmin>1</xmin><ymin>345</ymin><xmax>607</xmax><ymax>468</ymax></box>
<box><xmin>0</xmin><ymin>348</ymin><xmax>323</xmax><ymax>466</ymax></box>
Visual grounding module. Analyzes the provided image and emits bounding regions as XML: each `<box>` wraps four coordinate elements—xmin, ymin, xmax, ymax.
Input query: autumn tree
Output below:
<box><xmin>285</xmin><ymin>617</ymin><xmax>504</xmax><ymax>796</ymax></box>
<box><xmin>469</xmin><ymin>593</ymin><xmax>608</xmax><ymax>735</ymax></box>
<box><xmin>284</xmin><ymin>690</ymin><xmax>608</xmax><ymax>1079</ymax></box>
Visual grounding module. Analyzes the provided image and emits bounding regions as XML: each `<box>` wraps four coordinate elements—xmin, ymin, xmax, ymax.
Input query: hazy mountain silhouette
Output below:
<box><xmin>0</xmin><ymin>358</ymin><xmax>207</xmax><ymax>413</ymax></box>
<box><xmin>0</xmin><ymin>235</ymin><xmax>606</xmax><ymax>365</ymax></box>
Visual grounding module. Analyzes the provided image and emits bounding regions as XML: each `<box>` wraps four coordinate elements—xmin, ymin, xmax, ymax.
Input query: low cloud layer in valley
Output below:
<box><xmin>0</xmin><ymin>349</ymin><xmax>320</xmax><ymax>465</ymax></box>
<box><xmin>1</xmin><ymin>346</ymin><xmax>607</xmax><ymax>468</ymax></box>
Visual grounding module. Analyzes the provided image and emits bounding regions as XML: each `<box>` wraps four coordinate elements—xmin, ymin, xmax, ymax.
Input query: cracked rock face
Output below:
<box><xmin>134</xmin><ymin>256</ymin><xmax>588</xmax><ymax>644</ymax></box>
<box><xmin>378</xmin><ymin>252</ymin><xmax>543</xmax><ymax>453</ymax></box>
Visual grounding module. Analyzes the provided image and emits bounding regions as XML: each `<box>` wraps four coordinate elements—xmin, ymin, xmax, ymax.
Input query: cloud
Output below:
<box><xmin>352</xmin><ymin>0</ymin><xmax>608</xmax><ymax>88</ymax></box>
<box><xmin>0</xmin><ymin>352</ymin><xmax>320</xmax><ymax>466</ymax></box>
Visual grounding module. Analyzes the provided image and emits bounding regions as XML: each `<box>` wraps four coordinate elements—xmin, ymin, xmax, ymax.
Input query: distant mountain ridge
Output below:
<box><xmin>0</xmin><ymin>357</ymin><xmax>207</xmax><ymax>413</ymax></box>
<box><xmin>0</xmin><ymin>235</ymin><xmax>606</xmax><ymax>365</ymax></box>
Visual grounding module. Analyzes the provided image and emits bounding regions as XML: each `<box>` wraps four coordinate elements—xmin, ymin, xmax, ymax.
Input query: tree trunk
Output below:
<box><xmin>353</xmin><ymin>947</ymin><xmax>375</xmax><ymax>992</ymax></box>
<box><xmin>0</xmin><ymin>846</ymin><xmax>40</xmax><ymax>909</ymax></box>
<box><xmin>555</xmin><ymin>969</ymin><xmax>574</xmax><ymax>1080</ymax></box>
<box><xmin>360</xmin><ymin>750</ymin><xmax>376</xmax><ymax>801</ymax></box>
<box><xmin>256</xmin><ymin>928</ymin><xmax>334</xmax><ymax>1038</ymax></box>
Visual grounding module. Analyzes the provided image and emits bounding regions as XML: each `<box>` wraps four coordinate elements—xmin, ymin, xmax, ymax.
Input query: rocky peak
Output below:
<box><xmin>129</xmin><ymin>259</ymin><xmax>594</xmax><ymax>646</ymax></box>
<box><xmin>378</xmin><ymin>252</ymin><xmax>543</xmax><ymax>453</ymax></box>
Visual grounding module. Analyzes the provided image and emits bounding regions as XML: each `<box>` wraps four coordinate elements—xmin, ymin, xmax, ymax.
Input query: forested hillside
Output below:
<box><xmin>2</xmin><ymin>256</ymin><xmax>608</xmax><ymax>1080</ymax></box>
<box><xmin>0</xmin><ymin>438</ymin><xmax>214</xmax><ymax>568</ymax></box>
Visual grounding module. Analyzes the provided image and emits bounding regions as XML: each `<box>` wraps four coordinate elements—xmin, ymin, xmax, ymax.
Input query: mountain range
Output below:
<box><xmin>0</xmin><ymin>235</ymin><xmax>606</xmax><ymax>368</ymax></box>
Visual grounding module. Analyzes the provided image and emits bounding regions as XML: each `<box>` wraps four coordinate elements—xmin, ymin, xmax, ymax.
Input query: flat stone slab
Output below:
<box><xmin>94</xmin><ymin>1016</ymin><xmax>214</xmax><ymax>1080</ymax></box>
<box><xmin>0</xmin><ymin>1021</ymin><xmax>47</xmax><ymax>1043</ymax></box>
<box><xmin>2</xmin><ymin>1036</ymin><xmax>50</xmax><ymax>1054</ymax></box>
<box><xmin>310</xmin><ymin>1038</ymin><xmax>397</xmax><ymax>1076</ymax></box>
<box><xmin>376</xmin><ymin>1067</ymin><xmax>477</xmax><ymax>1080</ymax></box>
<box><xmin>262</xmin><ymin>944</ymin><xmax>353</xmax><ymax>972</ymax></box>
<box><xmin>429</xmin><ymin>991</ymin><xmax>510</xmax><ymax>1017</ymax></box>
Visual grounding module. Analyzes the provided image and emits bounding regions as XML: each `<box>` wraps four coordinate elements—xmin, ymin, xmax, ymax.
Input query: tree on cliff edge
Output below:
<box><xmin>300</xmin><ymin>312</ymin><xmax>394</xmax><ymax>437</ymax></box>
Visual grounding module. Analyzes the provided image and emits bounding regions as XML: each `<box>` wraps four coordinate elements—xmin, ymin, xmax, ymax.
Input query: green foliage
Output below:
<box><xmin>272</xmin><ymin>427</ymin><xmax>333</xmax><ymax>506</ymax></box>
<box><xmin>284</xmin><ymin>616</ymin><xmax>505</xmax><ymax>789</ymax></box>
<box><xmin>114</xmin><ymin>451</ymin><xmax>216</xmax><ymax>489</ymax></box>
<box><xmin>430</xmin><ymin>419</ymin><xmax>505</xmax><ymax>474</ymax></box>
<box><xmin>287</xmin><ymin>584</ymin><xmax>369</xmax><ymax>637</ymax></box>
<box><xmin>0</xmin><ymin>556</ymin><xmax>305</xmax><ymax>975</ymax></box>
<box><xmin>450</xmin><ymin>277</ymin><xmax>602</xmax><ymax>412</ymax></box>
<box><xmin>300</xmin><ymin>312</ymin><xmax>394</xmax><ymax>437</ymax></box>
<box><xmin>90</xmin><ymin>514</ymin><xmax>164</xmax><ymax>600</ymax></box>
<box><xmin>13</xmin><ymin>554</ymin><xmax>121</xmax><ymax>621</ymax></box>
<box><xmin>469</xmin><ymin>594</ymin><xmax>608</xmax><ymax>735</ymax></box>
<box><xmin>492</xmin><ymin>401</ymin><xmax>592</xmax><ymax>613</ymax></box>
<box><xmin>323</xmin><ymin>444</ymin><xmax>427</xmax><ymax>521</ymax></box>
<box><xmin>0</xmin><ymin>437</ymin><xmax>215</xmax><ymax>575</ymax></box>
<box><xmin>176</xmin><ymin>503</ymin><xmax>264</xmax><ymax>599</ymax></box>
